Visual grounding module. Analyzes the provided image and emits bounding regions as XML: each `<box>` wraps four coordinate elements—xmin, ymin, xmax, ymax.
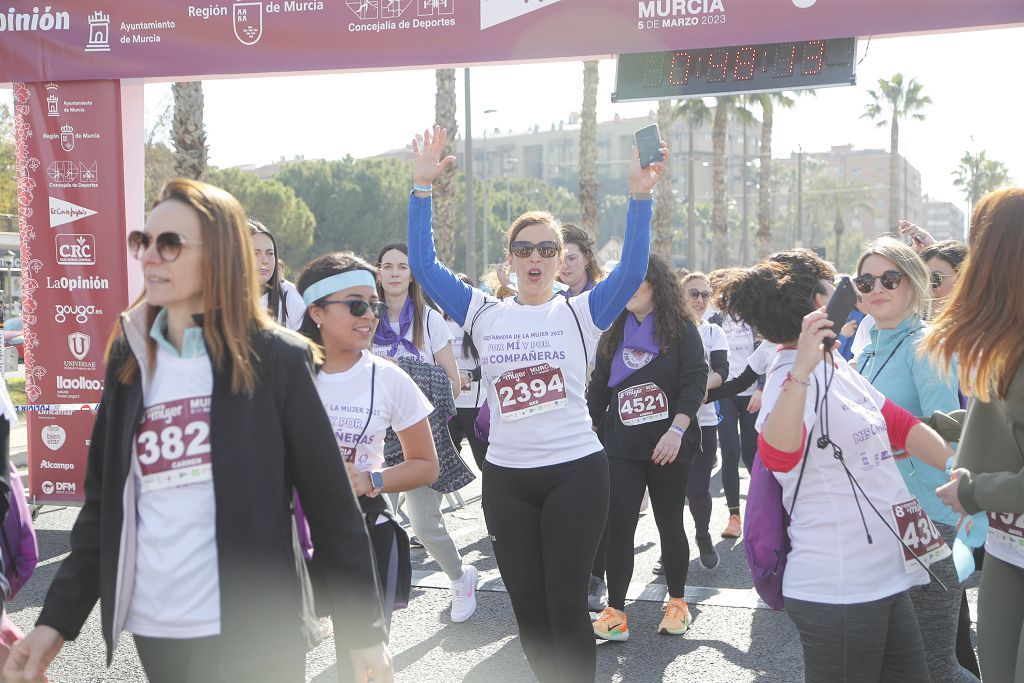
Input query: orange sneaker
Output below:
<box><xmin>658</xmin><ymin>597</ymin><xmax>692</xmax><ymax>635</ymax></box>
<box><xmin>721</xmin><ymin>514</ymin><xmax>742</xmax><ymax>538</ymax></box>
<box><xmin>592</xmin><ymin>606</ymin><xmax>629</xmax><ymax>641</ymax></box>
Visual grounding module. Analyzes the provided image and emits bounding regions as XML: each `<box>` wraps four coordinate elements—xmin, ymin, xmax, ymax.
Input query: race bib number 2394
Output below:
<box><xmin>493</xmin><ymin>363</ymin><xmax>567</xmax><ymax>422</ymax></box>
<box><xmin>136</xmin><ymin>396</ymin><xmax>213</xmax><ymax>492</ymax></box>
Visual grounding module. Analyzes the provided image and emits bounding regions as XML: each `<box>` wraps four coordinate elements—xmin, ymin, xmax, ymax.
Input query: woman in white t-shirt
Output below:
<box><xmin>371</xmin><ymin>241</ymin><xmax>478</xmax><ymax>623</ymax></box>
<box><xmin>447</xmin><ymin>273</ymin><xmax>488</xmax><ymax>470</ymax></box>
<box><xmin>296</xmin><ymin>252</ymin><xmax>439</xmax><ymax>625</ymax></box>
<box><xmin>249</xmin><ymin>219</ymin><xmax>305</xmax><ymax>331</ymax></box>
<box><xmin>718</xmin><ymin>248</ymin><xmax>955</xmax><ymax>682</ymax></box>
<box><xmin>6</xmin><ymin>179</ymin><xmax>390</xmax><ymax>683</ymax></box>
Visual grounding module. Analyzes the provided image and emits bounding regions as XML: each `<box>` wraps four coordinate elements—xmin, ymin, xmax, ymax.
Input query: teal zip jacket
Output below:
<box><xmin>858</xmin><ymin>314</ymin><xmax>960</xmax><ymax>527</ymax></box>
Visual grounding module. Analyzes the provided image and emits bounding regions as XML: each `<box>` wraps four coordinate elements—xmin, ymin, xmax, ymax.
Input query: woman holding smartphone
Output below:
<box><xmin>408</xmin><ymin>126</ymin><xmax>666</xmax><ymax>682</ymax></box>
<box><xmin>4</xmin><ymin>179</ymin><xmax>389</xmax><ymax>683</ymax></box>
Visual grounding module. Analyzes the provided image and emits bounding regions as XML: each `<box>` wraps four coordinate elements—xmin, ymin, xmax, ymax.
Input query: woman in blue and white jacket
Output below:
<box><xmin>854</xmin><ymin>236</ymin><xmax>976</xmax><ymax>683</ymax></box>
<box><xmin>406</xmin><ymin>126</ymin><xmax>666</xmax><ymax>683</ymax></box>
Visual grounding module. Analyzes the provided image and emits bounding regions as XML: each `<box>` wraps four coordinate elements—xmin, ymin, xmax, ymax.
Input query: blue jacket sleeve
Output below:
<box><xmin>407</xmin><ymin>193</ymin><xmax>473</xmax><ymax>326</ymax></box>
<box><xmin>588</xmin><ymin>198</ymin><xmax>652</xmax><ymax>329</ymax></box>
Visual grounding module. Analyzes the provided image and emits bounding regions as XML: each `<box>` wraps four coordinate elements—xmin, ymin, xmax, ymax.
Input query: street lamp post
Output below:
<box><xmin>463</xmin><ymin>68</ymin><xmax>477</xmax><ymax>279</ymax></box>
<box><xmin>482</xmin><ymin>109</ymin><xmax>497</xmax><ymax>269</ymax></box>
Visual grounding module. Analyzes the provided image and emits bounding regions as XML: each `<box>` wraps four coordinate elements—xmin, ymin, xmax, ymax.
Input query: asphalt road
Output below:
<box><xmin>7</xmin><ymin>449</ymin><xmax>979</xmax><ymax>682</ymax></box>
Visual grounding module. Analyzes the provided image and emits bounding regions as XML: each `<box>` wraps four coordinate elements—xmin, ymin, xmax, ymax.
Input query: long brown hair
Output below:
<box><xmin>376</xmin><ymin>242</ymin><xmax>426</xmax><ymax>351</ymax></box>
<box><xmin>108</xmin><ymin>178</ymin><xmax>281</xmax><ymax>395</ymax></box>
<box><xmin>924</xmin><ymin>186</ymin><xmax>1024</xmax><ymax>401</ymax></box>
<box><xmin>560</xmin><ymin>223</ymin><xmax>605</xmax><ymax>285</ymax></box>
<box><xmin>598</xmin><ymin>254</ymin><xmax>695</xmax><ymax>359</ymax></box>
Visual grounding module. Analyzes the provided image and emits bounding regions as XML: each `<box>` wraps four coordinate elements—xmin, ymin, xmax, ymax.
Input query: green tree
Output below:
<box><xmin>804</xmin><ymin>173</ymin><xmax>872</xmax><ymax>270</ymax></box>
<box><xmin>0</xmin><ymin>104</ymin><xmax>16</xmax><ymax>217</ymax></box>
<box><xmin>433</xmin><ymin>69</ymin><xmax>458</xmax><ymax>266</ymax></box>
<box><xmin>172</xmin><ymin>81</ymin><xmax>208</xmax><ymax>180</ymax></box>
<box><xmin>578</xmin><ymin>60</ymin><xmax>600</xmax><ymax>239</ymax></box>
<box><xmin>207</xmin><ymin>167</ymin><xmax>315</xmax><ymax>269</ymax></box>
<box><xmin>952</xmin><ymin>150</ymin><xmax>1013</xmax><ymax>219</ymax></box>
<box><xmin>861</xmin><ymin>74</ymin><xmax>931</xmax><ymax>235</ymax></box>
<box><xmin>651</xmin><ymin>100</ymin><xmax>675</xmax><ymax>258</ymax></box>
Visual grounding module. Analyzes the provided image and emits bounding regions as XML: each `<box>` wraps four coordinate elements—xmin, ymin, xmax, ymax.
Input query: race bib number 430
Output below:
<box><xmin>617</xmin><ymin>383</ymin><xmax>669</xmax><ymax>426</ymax></box>
<box><xmin>892</xmin><ymin>498</ymin><xmax>951</xmax><ymax>573</ymax></box>
<box><xmin>494</xmin><ymin>363</ymin><xmax>567</xmax><ymax>422</ymax></box>
<box><xmin>135</xmin><ymin>396</ymin><xmax>212</xmax><ymax>492</ymax></box>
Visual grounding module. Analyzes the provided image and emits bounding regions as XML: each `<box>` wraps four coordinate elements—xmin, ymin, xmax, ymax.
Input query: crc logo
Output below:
<box><xmin>68</xmin><ymin>332</ymin><xmax>91</xmax><ymax>360</ymax></box>
<box><xmin>55</xmin><ymin>304</ymin><xmax>103</xmax><ymax>324</ymax></box>
<box><xmin>56</xmin><ymin>234</ymin><xmax>96</xmax><ymax>265</ymax></box>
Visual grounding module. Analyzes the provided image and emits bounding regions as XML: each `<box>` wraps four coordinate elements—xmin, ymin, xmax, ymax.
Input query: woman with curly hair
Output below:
<box><xmin>586</xmin><ymin>255</ymin><xmax>708</xmax><ymax>640</ymax></box>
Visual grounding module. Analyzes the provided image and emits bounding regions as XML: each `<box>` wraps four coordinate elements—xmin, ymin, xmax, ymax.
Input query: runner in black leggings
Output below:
<box><xmin>587</xmin><ymin>255</ymin><xmax>708</xmax><ymax>640</ymax></box>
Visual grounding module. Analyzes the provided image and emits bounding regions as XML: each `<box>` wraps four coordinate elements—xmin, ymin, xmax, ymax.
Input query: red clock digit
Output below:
<box><xmin>733</xmin><ymin>46</ymin><xmax>757</xmax><ymax>81</ymax></box>
<box><xmin>773</xmin><ymin>43</ymin><xmax>798</xmax><ymax>78</ymax></box>
<box><xmin>802</xmin><ymin>40</ymin><xmax>826</xmax><ymax>76</ymax></box>
<box><xmin>706</xmin><ymin>48</ymin><xmax>729</xmax><ymax>83</ymax></box>
<box><xmin>669</xmin><ymin>51</ymin><xmax>694</xmax><ymax>86</ymax></box>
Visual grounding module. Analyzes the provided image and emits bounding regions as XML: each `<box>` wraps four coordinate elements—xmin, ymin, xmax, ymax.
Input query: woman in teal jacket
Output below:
<box><xmin>854</xmin><ymin>236</ymin><xmax>977</xmax><ymax>682</ymax></box>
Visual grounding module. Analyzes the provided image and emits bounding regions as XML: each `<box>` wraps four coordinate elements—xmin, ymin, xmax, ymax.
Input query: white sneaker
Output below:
<box><xmin>449</xmin><ymin>565</ymin><xmax>478</xmax><ymax>623</ymax></box>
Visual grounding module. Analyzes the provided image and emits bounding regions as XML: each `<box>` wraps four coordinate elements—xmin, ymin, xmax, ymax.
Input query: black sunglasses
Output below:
<box><xmin>853</xmin><ymin>270</ymin><xmax>904</xmax><ymax>294</ymax></box>
<box><xmin>321</xmin><ymin>299</ymin><xmax>388</xmax><ymax>319</ymax></box>
<box><xmin>510</xmin><ymin>240</ymin><xmax>559</xmax><ymax>258</ymax></box>
<box><xmin>930</xmin><ymin>271</ymin><xmax>955</xmax><ymax>289</ymax></box>
<box><xmin>128</xmin><ymin>230</ymin><xmax>202</xmax><ymax>262</ymax></box>
<box><xmin>687</xmin><ymin>288</ymin><xmax>712</xmax><ymax>300</ymax></box>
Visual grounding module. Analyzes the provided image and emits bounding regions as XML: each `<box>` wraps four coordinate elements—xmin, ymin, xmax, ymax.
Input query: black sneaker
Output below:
<box><xmin>697</xmin><ymin>536</ymin><xmax>720</xmax><ymax>570</ymax></box>
<box><xmin>409</xmin><ymin>535</ymin><xmax>424</xmax><ymax>548</ymax></box>
<box><xmin>652</xmin><ymin>557</ymin><xmax>665</xmax><ymax>575</ymax></box>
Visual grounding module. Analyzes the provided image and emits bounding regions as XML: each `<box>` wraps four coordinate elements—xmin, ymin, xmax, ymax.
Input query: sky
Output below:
<box><xmin>143</xmin><ymin>25</ymin><xmax>1024</xmax><ymax>220</ymax></box>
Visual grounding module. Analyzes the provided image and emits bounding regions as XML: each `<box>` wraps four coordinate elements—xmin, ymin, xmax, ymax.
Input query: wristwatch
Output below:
<box><xmin>368</xmin><ymin>470</ymin><xmax>385</xmax><ymax>498</ymax></box>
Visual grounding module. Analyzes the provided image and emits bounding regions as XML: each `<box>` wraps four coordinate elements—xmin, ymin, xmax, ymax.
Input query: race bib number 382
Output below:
<box><xmin>493</xmin><ymin>363</ymin><xmax>567</xmax><ymax>422</ymax></box>
<box><xmin>135</xmin><ymin>396</ymin><xmax>213</xmax><ymax>492</ymax></box>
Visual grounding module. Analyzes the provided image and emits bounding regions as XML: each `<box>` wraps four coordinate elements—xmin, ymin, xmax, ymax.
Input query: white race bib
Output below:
<box><xmin>493</xmin><ymin>363</ymin><xmax>567</xmax><ymax>422</ymax></box>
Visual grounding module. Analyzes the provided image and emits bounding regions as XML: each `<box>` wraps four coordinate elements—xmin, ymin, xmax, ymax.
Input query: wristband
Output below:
<box><xmin>785</xmin><ymin>371</ymin><xmax>811</xmax><ymax>387</ymax></box>
<box><xmin>413</xmin><ymin>183</ymin><xmax>433</xmax><ymax>194</ymax></box>
<box><xmin>668</xmin><ymin>424</ymin><xmax>685</xmax><ymax>437</ymax></box>
<box><xmin>628</xmin><ymin>191</ymin><xmax>653</xmax><ymax>200</ymax></box>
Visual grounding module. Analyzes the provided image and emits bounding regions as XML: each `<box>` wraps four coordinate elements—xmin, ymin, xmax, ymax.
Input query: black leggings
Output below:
<box><xmin>606</xmin><ymin>456</ymin><xmax>692</xmax><ymax>610</ymax></box>
<box><xmin>448</xmin><ymin>406</ymin><xmax>489</xmax><ymax>469</ymax></box>
<box><xmin>685</xmin><ymin>426</ymin><xmax>718</xmax><ymax>543</ymax></box>
<box><xmin>135</xmin><ymin>634</ymin><xmax>304</xmax><ymax>683</ymax></box>
<box><xmin>717</xmin><ymin>394</ymin><xmax>757</xmax><ymax>510</ymax></box>
<box><xmin>482</xmin><ymin>452</ymin><xmax>609</xmax><ymax>683</ymax></box>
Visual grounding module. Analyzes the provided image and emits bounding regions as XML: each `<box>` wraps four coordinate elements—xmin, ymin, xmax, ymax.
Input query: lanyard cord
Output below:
<box><xmin>353</xmin><ymin>364</ymin><xmax>376</xmax><ymax>450</ymax></box>
<box><xmin>859</xmin><ymin>326</ymin><xmax>921</xmax><ymax>384</ymax></box>
<box><xmin>817</xmin><ymin>350</ymin><xmax>948</xmax><ymax>591</ymax></box>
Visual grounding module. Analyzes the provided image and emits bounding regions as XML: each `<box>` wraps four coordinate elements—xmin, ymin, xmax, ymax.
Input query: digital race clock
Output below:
<box><xmin>612</xmin><ymin>37</ymin><xmax>856</xmax><ymax>101</ymax></box>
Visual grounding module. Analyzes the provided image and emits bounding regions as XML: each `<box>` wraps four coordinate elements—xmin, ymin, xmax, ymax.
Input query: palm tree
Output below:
<box><xmin>672</xmin><ymin>98</ymin><xmax>711</xmax><ymax>269</ymax></box>
<box><xmin>861</xmin><ymin>74</ymin><xmax>931</xmax><ymax>235</ymax></box>
<box><xmin>433</xmin><ymin>69</ymin><xmax>458</xmax><ymax>267</ymax></box>
<box><xmin>710</xmin><ymin>97</ymin><xmax>755</xmax><ymax>268</ymax></box>
<box><xmin>578</xmin><ymin>60</ymin><xmax>599</xmax><ymax>240</ymax></box>
<box><xmin>171</xmin><ymin>81</ymin><xmax>207</xmax><ymax>180</ymax></box>
<box><xmin>748</xmin><ymin>92</ymin><xmax>801</xmax><ymax>258</ymax></box>
<box><xmin>952</xmin><ymin>150</ymin><xmax>1012</xmax><ymax>219</ymax></box>
<box><xmin>651</xmin><ymin>100</ymin><xmax>675</xmax><ymax>259</ymax></box>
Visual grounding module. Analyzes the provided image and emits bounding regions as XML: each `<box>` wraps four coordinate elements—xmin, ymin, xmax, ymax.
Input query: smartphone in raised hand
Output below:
<box><xmin>634</xmin><ymin>124</ymin><xmax>663</xmax><ymax>169</ymax></box>
<box><xmin>823</xmin><ymin>276</ymin><xmax>857</xmax><ymax>352</ymax></box>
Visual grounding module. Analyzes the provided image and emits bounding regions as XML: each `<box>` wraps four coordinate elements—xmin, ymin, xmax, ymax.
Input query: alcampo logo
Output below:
<box><xmin>55</xmin><ymin>304</ymin><xmax>103</xmax><ymax>324</ymax></box>
<box><xmin>39</xmin><ymin>460</ymin><xmax>74</xmax><ymax>471</ymax></box>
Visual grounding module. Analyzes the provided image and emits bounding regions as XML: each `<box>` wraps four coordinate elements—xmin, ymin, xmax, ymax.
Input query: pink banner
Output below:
<box><xmin>14</xmin><ymin>79</ymin><xmax>129</xmax><ymax>504</ymax></box>
<box><xmin>0</xmin><ymin>0</ymin><xmax>1022</xmax><ymax>83</ymax></box>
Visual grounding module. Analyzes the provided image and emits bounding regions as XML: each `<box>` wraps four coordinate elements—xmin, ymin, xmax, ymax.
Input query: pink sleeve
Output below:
<box><xmin>881</xmin><ymin>398</ymin><xmax>920</xmax><ymax>452</ymax></box>
<box><xmin>757</xmin><ymin>426</ymin><xmax>807</xmax><ymax>473</ymax></box>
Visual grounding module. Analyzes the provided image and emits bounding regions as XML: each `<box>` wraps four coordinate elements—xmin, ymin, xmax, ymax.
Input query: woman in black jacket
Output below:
<box><xmin>4</xmin><ymin>179</ymin><xmax>390</xmax><ymax>683</ymax></box>
<box><xmin>587</xmin><ymin>255</ymin><xmax>708</xmax><ymax>641</ymax></box>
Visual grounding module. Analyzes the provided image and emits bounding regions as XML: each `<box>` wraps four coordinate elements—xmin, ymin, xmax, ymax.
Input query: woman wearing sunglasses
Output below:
<box><xmin>407</xmin><ymin>126</ymin><xmax>666</xmax><ymax>682</ymax></box>
<box><xmin>722</xmin><ymin>248</ymin><xmax>954</xmax><ymax>682</ymax></box>
<box><xmin>932</xmin><ymin>187</ymin><xmax>1024</xmax><ymax>683</ymax></box>
<box><xmin>679</xmin><ymin>272</ymin><xmax>730</xmax><ymax>570</ymax></box>
<box><xmin>854</xmin><ymin>237</ymin><xmax>976</xmax><ymax>683</ymax></box>
<box><xmin>372</xmin><ymin>242</ymin><xmax>478</xmax><ymax>624</ymax></box>
<box><xmin>5</xmin><ymin>179</ymin><xmax>390</xmax><ymax>682</ymax></box>
<box><xmin>558</xmin><ymin>223</ymin><xmax>605</xmax><ymax>298</ymax></box>
<box><xmin>250</xmin><ymin>218</ymin><xmax>305</xmax><ymax>331</ymax></box>
<box><xmin>296</xmin><ymin>252</ymin><xmax>439</xmax><ymax>626</ymax></box>
<box><xmin>587</xmin><ymin>255</ymin><xmax>708</xmax><ymax>641</ymax></box>
<box><xmin>919</xmin><ymin>239</ymin><xmax>968</xmax><ymax>317</ymax></box>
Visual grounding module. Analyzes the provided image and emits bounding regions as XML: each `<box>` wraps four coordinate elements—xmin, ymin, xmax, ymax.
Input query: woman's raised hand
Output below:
<box><xmin>629</xmin><ymin>141</ymin><xmax>670</xmax><ymax>195</ymax></box>
<box><xmin>792</xmin><ymin>306</ymin><xmax>835</xmax><ymax>381</ymax></box>
<box><xmin>412</xmin><ymin>126</ymin><xmax>456</xmax><ymax>186</ymax></box>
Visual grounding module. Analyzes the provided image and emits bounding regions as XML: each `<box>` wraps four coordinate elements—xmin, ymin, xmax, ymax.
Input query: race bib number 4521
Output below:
<box><xmin>892</xmin><ymin>499</ymin><xmax>951</xmax><ymax>573</ymax></box>
<box><xmin>617</xmin><ymin>383</ymin><xmax>669</xmax><ymax>426</ymax></box>
<box><xmin>493</xmin><ymin>363</ymin><xmax>567</xmax><ymax>422</ymax></box>
<box><xmin>135</xmin><ymin>396</ymin><xmax>212</xmax><ymax>492</ymax></box>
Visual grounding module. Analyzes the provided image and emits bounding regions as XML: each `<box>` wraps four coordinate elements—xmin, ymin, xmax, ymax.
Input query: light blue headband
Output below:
<box><xmin>302</xmin><ymin>270</ymin><xmax>377</xmax><ymax>306</ymax></box>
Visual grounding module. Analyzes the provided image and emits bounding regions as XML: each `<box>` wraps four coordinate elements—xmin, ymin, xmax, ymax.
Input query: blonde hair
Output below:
<box><xmin>924</xmin><ymin>187</ymin><xmax>1024</xmax><ymax>401</ymax></box>
<box><xmin>856</xmin><ymin>236</ymin><xmax>930</xmax><ymax>320</ymax></box>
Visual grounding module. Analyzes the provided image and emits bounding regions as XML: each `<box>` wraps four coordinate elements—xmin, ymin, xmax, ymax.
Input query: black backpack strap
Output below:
<box><xmin>562</xmin><ymin>297</ymin><xmax>588</xmax><ymax>374</ymax></box>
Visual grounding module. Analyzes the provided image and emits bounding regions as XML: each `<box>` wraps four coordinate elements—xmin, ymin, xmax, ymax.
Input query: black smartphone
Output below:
<box><xmin>634</xmin><ymin>124</ymin><xmax>663</xmax><ymax>169</ymax></box>
<box><xmin>823</xmin><ymin>275</ymin><xmax>857</xmax><ymax>351</ymax></box>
